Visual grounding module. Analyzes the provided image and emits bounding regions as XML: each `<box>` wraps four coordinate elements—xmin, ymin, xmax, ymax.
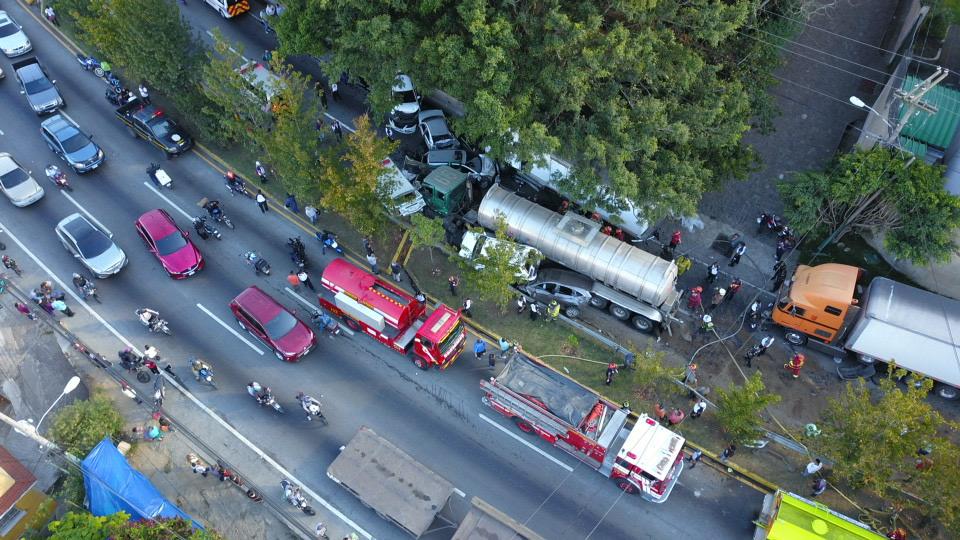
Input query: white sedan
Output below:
<box><xmin>458</xmin><ymin>231</ymin><xmax>541</xmax><ymax>281</ymax></box>
<box><xmin>0</xmin><ymin>153</ymin><xmax>43</xmax><ymax>207</ymax></box>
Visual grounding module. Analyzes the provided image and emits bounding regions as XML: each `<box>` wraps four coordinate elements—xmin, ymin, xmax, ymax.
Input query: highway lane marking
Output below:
<box><xmin>478</xmin><ymin>413</ymin><xmax>575</xmax><ymax>472</ymax></box>
<box><xmin>203</xmin><ymin>30</ymin><xmax>249</xmax><ymax>62</ymax></box>
<box><xmin>143</xmin><ymin>182</ymin><xmax>194</xmax><ymax>221</ymax></box>
<box><xmin>195</xmin><ymin>303</ymin><xmax>265</xmax><ymax>355</ymax></box>
<box><xmin>62</xmin><ymin>192</ymin><xmax>115</xmax><ymax>237</ymax></box>
<box><xmin>282</xmin><ymin>286</ymin><xmax>356</xmax><ymax>337</ymax></box>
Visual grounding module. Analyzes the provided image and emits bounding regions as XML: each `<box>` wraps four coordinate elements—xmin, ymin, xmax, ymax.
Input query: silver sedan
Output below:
<box><xmin>55</xmin><ymin>213</ymin><xmax>127</xmax><ymax>278</ymax></box>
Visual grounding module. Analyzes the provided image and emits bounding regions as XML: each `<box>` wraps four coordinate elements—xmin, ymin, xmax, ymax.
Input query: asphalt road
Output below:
<box><xmin>0</xmin><ymin>3</ymin><xmax>764</xmax><ymax>539</ymax></box>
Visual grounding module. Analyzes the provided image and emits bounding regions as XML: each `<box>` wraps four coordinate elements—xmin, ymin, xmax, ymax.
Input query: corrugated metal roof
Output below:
<box><xmin>896</xmin><ymin>136</ymin><xmax>928</xmax><ymax>159</ymax></box>
<box><xmin>899</xmin><ymin>76</ymin><xmax>960</xmax><ymax>149</ymax></box>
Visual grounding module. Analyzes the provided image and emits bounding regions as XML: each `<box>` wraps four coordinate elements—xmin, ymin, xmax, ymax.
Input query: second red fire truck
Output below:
<box><xmin>318</xmin><ymin>258</ymin><xmax>465</xmax><ymax>369</ymax></box>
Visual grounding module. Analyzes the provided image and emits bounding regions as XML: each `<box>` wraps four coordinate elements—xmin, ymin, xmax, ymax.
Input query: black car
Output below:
<box><xmin>116</xmin><ymin>99</ymin><xmax>193</xmax><ymax>156</ymax></box>
<box><xmin>40</xmin><ymin>114</ymin><xmax>104</xmax><ymax>173</ymax></box>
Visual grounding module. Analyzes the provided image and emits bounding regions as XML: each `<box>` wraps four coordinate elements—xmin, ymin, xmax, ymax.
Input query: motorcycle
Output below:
<box><xmin>287</xmin><ymin>237</ymin><xmax>308</xmax><ymax>269</ymax></box>
<box><xmin>119</xmin><ymin>348</ymin><xmax>157</xmax><ymax>383</ymax></box>
<box><xmin>204</xmin><ymin>202</ymin><xmax>235</xmax><ymax>230</ymax></box>
<box><xmin>75</xmin><ymin>53</ymin><xmax>122</xmax><ymax>90</ymax></box>
<box><xmin>44</xmin><ymin>164</ymin><xmax>72</xmax><ymax>191</ymax></box>
<box><xmin>316</xmin><ymin>230</ymin><xmax>344</xmax><ymax>255</ymax></box>
<box><xmin>146</xmin><ymin>163</ymin><xmax>173</xmax><ymax>189</ymax></box>
<box><xmin>2</xmin><ymin>255</ymin><xmax>23</xmax><ymax>277</ymax></box>
<box><xmin>193</xmin><ymin>216</ymin><xmax>221</xmax><ymax>240</ymax></box>
<box><xmin>152</xmin><ymin>374</ymin><xmax>166</xmax><ymax>412</ymax></box>
<box><xmin>243</xmin><ymin>251</ymin><xmax>271</xmax><ymax>276</ymax></box>
<box><xmin>224</xmin><ymin>176</ymin><xmax>252</xmax><ymax>198</ymax></box>
<box><xmin>281</xmin><ymin>479</ymin><xmax>315</xmax><ymax>515</ymax></box>
<box><xmin>296</xmin><ymin>392</ymin><xmax>327</xmax><ymax>424</ymax></box>
<box><xmin>136</xmin><ymin>308</ymin><xmax>172</xmax><ymax>336</ymax></box>
<box><xmin>247</xmin><ymin>382</ymin><xmax>284</xmax><ymax>414</ymax></box>
<box><xmin>190</xmin><ymin>358</ymin><xmax>216</xmax><ymax>389</ymax></box>
<box><xmin>757</xmin><ymin>212</ymin><xmax>787</xmax><ymax>236</ymax></box>
<box><xmin>310</xmin><ymin>310</ymin><xmax>341</xmax><ymax>337</ymax></box>
<box><xmin>104</xmin><ymin>86</ymin><xmax>135</xmax><ymax>106</ymax></box>
<box><xmin>79</xmin><ymin>282</ymin><xmax>101</xmax><ymax>303</ymax></box>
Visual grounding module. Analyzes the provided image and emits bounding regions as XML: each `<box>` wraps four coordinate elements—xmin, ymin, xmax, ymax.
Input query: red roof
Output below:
<box><xmin>321</xmin><ymin>258</ymin><xmax>422</xmax><ymax>329</ymax></box>
<box><xmin>0</xmin><ymin>445</ymin><xmax>36</xmax><ymax>514</ymax></box>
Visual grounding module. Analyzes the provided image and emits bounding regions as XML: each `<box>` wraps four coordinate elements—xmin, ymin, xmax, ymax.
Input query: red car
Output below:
<box><xmin>229</xmin><ymin>286</ymin><xmax>317</xmax><ymax>362</ymax></box>
<box><xmin>135</xmin><ymin>209</ymin><xmax>204</xmax><ymax>279</ymax></box>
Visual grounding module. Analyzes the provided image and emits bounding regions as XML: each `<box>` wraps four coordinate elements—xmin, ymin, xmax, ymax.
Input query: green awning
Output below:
<box><xmin>898</xmin><ymin>76</ymin><xmax>960</xmax><ymax>149</ymax></box>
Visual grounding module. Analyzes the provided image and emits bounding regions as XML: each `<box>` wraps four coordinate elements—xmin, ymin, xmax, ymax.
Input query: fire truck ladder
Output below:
<box><xmin>480</xmin><ymin>379</ymin><xmax>569</xmax><ymax>439</ymax></box>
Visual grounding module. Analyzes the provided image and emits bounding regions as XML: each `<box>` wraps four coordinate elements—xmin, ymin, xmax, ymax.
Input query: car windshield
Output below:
<box><xmin>264</xmin><ymin>310</ymin><xmax>298</xmax><ymax>341</ymax></box>
<box><xmin>154</xmin><ymin>231</ymin><xmax>187</xmax><ymax>256</ymax></box>
<box><xmin>75</xmin><ymin>227</ymin><xmax>112</xmax><ymax>259</ymax></box>
<box><xmin>0</xmin><ymin>167</ymin><xmax>29</xmax><ymax>189</ymax></box>
<box><xmin>396</xmin><ymin>90</ymin><xmax>417</xmax><ymax>103</ymax></box>
<box><xmin>148</xmin><ymin>118</ymin><xmax>173</xmax><ymax>138</ymax></box>
<box><xmin>0</xmin><ymin>21</ymin><xmax>20</xmax><ymax>38</ymax></box>
<box><xmin>24</xmin><ymin>76</ymin><xmax>52</xmax><ymax>94</ymax></box>
<box><xmin>61</xmin><ymin>130</ymin><xmax>91</xmax><ymax>153</ymax></box>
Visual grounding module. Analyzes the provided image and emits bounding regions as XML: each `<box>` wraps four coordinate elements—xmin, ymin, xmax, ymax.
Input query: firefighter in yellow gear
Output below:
<box><xmin>547</xmin><ymin>300</ymin><xmax>561</xmax><ymax>321</ymax></box>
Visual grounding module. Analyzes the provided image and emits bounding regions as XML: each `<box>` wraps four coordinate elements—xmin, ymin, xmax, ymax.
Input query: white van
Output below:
<box><xmin>236</xmin><ymin>61</ymin><xmax>283</xmax><ymax>105</ymax></box>
<box><xmin>458</xmin><ymin>230</ymin><xmax>541</xmax><ymax>281</ymax></box>
<box><xmin>380</xmin><ymin>158</ymin><xmax>425</xmax><ymax>216</ymax></box>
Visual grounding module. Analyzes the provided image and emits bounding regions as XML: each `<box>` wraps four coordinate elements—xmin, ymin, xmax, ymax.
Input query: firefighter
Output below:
<box><xmin>785</xmin><ymin>353</ymin><xmax>805</xmax><ymax>378</ymax></box>
<box><xmin>605</xmin><ymin>362</ymin><xmax>618</xmax><ymax>385</ymax></box>
<box><xmin>687</xmin><ymin>286</ymin><xmax>703</xmax><ymax>311</ymax></box>
<box><xmin>547</xmin><ymin>300</ymin><xmax>561</xmax><ymax>321</ymax></box>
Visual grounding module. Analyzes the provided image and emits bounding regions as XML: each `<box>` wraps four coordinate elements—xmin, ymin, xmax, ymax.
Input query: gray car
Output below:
<box><xmin>520</xmin><ymin>269</ymin><xmax>594</xmax><ymax>318</ymax></box>
<box><xmin>41</xmin><ymin>114</ymin><xmax>105</xmax><ymax>173</ymax></box>
<box><xmin>0</xmin><ymin>11</ymin><xmax>31</xmax><ymax>57</ymax></box>
<box><xmin>417</xmin><ymin>109</ymin><xmax>457</xmax><ymax>150</ymax></box>
<box><xmin>13</xmin><ymin>57</ymin><xmax>63</xmax><ymax>114</ymax></box>
<box><xmin>55</xmin><ymin>213</ymin><xmax>127</xmax><ymax>278</ymax></box>
<box><xmin>0</xmin><ymin>153</ymin><xmax>43</xmax><ymax>207</ymax></box>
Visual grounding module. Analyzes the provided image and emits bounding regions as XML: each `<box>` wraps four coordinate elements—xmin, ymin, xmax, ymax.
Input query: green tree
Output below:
<box><xmin>408</xmin><ymin>213</ymin><xmax>446</xmax><ymax>263</ymax></box>
<box><xmin>48</xmin><ymin>511</ymin><xmax>127</xmax><ymax>539</ymax></box>
<box><xmin>49</xmin><ymin>395</ymin><xmax>123</xmax><ymax>457</ymax></box>
<box><xmin>630</xmin><ymin>347</ymin><xmax>686</xmax><ymax>402</ymax></box>
<box><xmin>49</xmin><ymin>512</ymin><xmax>221</xmax><ymax>540</ymax></box>
<box><xmin>457</xmin><ymin>219</ymin><xmax>531</xmax><ymax>312</ymax></box>
<box><xmin>318</xmin><ymin>114</ymin><xmax>397</xmax><ymax>235</ymax></box>
<box><xmin>780</xmin><ymin>147</ymin><xmax>960</xmax><ymax>264</ymax></box>
<box><xmin>714</xmin><ymin>372</ymin><xmax>780</xmax><ymax>445</ymax></box>
<box><xmin>273</xmin><ymin>0</ymin><xmax>777</xmax><ymax>219</ymax></box>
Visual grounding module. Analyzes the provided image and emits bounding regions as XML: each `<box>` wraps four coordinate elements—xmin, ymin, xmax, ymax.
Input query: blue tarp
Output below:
<box><xmin>81</xmin><ymin>437</ymin><xmax>202</xmax><ymax>528</ymax></box>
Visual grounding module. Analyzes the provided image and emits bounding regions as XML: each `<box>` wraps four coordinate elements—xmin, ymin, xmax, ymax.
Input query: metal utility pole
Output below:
<box><xmin>889</xmin><ymin>67</ymin><xmax>949</xmax><ymax>144</ymax></box>
<box><xmin>0</xmin><ymin>410</ymin><xmax>81</xmax><ymax>466</ymax></box>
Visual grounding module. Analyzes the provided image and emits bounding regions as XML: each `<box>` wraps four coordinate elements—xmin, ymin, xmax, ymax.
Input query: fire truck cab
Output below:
<box><xmin>318</xmin><ymin>258</ymin><xmax>465</xmax><ymax>369</ymax></box>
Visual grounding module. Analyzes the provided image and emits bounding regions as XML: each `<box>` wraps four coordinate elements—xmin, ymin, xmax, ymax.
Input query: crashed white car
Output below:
<box><xmin>379</xmin><ymin>157</ymin><xmax>425</xmax><ymax>216</ymax></box>
<box><xmin>458</xmin><ymin>231</ymin><xmax>541</xmax><ymax>281</ymax></box>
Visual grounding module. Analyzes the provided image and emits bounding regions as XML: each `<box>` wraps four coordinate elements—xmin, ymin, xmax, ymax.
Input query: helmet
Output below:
<box><xmin>702</xmin><ymin>315</ymin><xmax>712</xmax><ymax>323</ymax></box>
<box><xmin>226</xmin><ymin>171</ymin><xmax>236</xmax><ymax>180</ymax></box>
<box><xmin>718</xmin><ymin>288</ymin><xmax>726</xmax><ymax>296</ymax></box>
<box><xmin>73</xmin><ymin>273</ymin><xmax>81</xmax><ymax>278</ymax></box>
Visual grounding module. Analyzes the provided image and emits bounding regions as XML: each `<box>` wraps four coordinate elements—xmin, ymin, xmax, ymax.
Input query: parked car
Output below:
<box><xmin>41</xmin><ymin>114</ymin><xmax>105</xmax><ymax>173</ymax></box>
<box><xmin>13</xmin><ymin>57</ymin><xmax>63</xmax><ymax>114</ymax></box>
<box><xmin>229</xmin><ymin>286</ymin><xmax>317</xmax><ymax>362</ymax></box>
<box><xmin>135</xmin><ymin>209</ymin><xmax>204</xmax><ymax>279</ymax></box>
<box><xmin>418</xmin><ymin>109</ymin><xmax>457</xmax><ymax>150</ymax></box>
<box><xmin>423</xmin><ymin>149</ymin><xmax>497</xmax><ymax>185</ymax></box>
<box><xmin>0</xmin><ymin>11</ymin><xmax>31</xmax><ymax>57</ymax></box>
<box><xmin>55</xmin><ymin>213</ymin><xmax>127</xmax><ymax>278</ymax></box>
<box><xmin>519</xmin><ymin>268</ymin><xmax>594</xmax><ymax>318</ymax></box>
<box><xmin>387</xmin><ymin>74</ymin><xmax>420</xmax><ymax>135</ymax></box>
<box><xmin>458</xmin><ymin>230</ymin><xmax>542</xmax><ymax>282</ymax></box>
<box><xmin>0</xmin><ymin>153</ymin><xmax>43</xmax><ymax>207</ymax></box>
<box><xmin>379</xmin><ymin>157</ymin><xmax>425</xmax><ymax>216</ymax></box>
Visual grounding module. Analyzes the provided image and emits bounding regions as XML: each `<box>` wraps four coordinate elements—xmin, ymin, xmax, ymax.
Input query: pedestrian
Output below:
<box><xmin>669</xmin><ymin>230</ymin><xmax>682</xmax><ymax>249</ymax></box>
<box><xmin>39</xmin><ymin>300</ymin><xmax>54</xmax><ymax>315</ymax></box>
<box><xmin>697</xmin><ymin>314</ymin><xmax>714</xmax><ymax>336</ymax></box>
<box><xmin>729</xmin><ymin>242</ymin><xmax>746</xmax><ymax>266</ymax></box>
<box><xmin>41</xmin><ymin>280</ymin><xmax>54</xmax><ymax>296</ymax></box>
<box><xmin>362</xmin><ymin>236</ymin><xmax>372</xmax><ymax>254</ymax></box>
<box><xmin>305</xmin><ymin>205</ymin><xmax>319</xmax><ymax>224</ymax></box>
<box><xmin>366</xmin><ymin>253</ymin><xmax>379</xmax><ymax>274</ymax></box>
<box><xmin>448</xmin><ymin>275</ymin><xmax>459</xmax><ymax>296</ymax></box>
<box><xmin>684</xmin><ymin>363</ymin><xmax>698</xmax><ymax>386</ymax></box>
<box><xmin>415</xmin><ymin>291</ymin><xmax>426</xmax><ymax>304</ymax></box>
<box><xmin>652</xmin><ymin>319</ymin><xmax>665</xmax><ymax>343</ymax></box>
<box><xmin>811</xmin><ymin>478</ymin><xmax>827</xmax><ymax>497</ymax></box>
<box><xmin>473</xmin><ymin>339</ymin><xmax>487</xmax><ymax>361</ymax></box>
<box><xmin>785</xmin><ymin>353</ymin><xmax>805</xmax><ymax>378</ymax></box>
<box><xmin>318</xmin><ymin>84</ymin><xmax>328</xmax><ymax>109</ymax></box>
<box><xmin>498</xmin><ymin>337</ymin><xmax>511</xmax><ymax>358</ymax></box>
<box><xmin>462</xmin><ymin>298</ymin><xmax>473</xmax><ymax>318</ymax></box>
<box><xmin>687</xmin><ymin>286</ymin><xmax>703</xmax><ymax>311</ymax></box>
<box><xmin>516</xmin><ymin>295</ymin><xmax>527</xmax><ymax>314</ymax></box>
<box><xmin>316</xmin><ymin>117</ymin><xmax>325</xmax><ymax>135</ymax></box>
<box><xmin>706</xmin><ymin>262</ymin><xmax>719</xmax><ymax>283</ymax></box>
<box><xmin>709</xmin><ymin>287</ymin><xmax>726</xmax><ymax>311</ymax></box>
<box><xmin>262</xmin><ymin>49</ymin><xmax>272</xmax><ymax>63</ymax></box>
<box><xmin>547</xmin><ymin>300</ymin><xmax>560</xmax><ymax>321</ymax></box>
<box><xmin>668</xmin><ymin>408</ymin><xmax>686</xmax><ymax>425</ymax></box>
<box><xmin>287</xmin><ymin>271</ymin><xmax>300</xmax><ymax>289</ymax></box>
<box><xmin>719</xmin><ymin>444</ymin><xmax>736</xmax><ymax>463</ymax></box>
<box><xmin>653</xmin><ymin>402</ymin><xmax>667</xmax><ymax>424</ymax></box>
<box><xmin>775</xmin><ymin>239</ymin><xmax>786</xmax><ymax>262</ymax></box>
<box><xmin>390</xmin><ymin>262</ymin><xmax>402</xmax><ymax>282</ymax></box>
<box><xmin>315</xmin><ymin>521</ymin><xmax>329</xmax><ymax>540</ymax></box>
<box><xmin>51</xmin><ymin>299</ymin><xmax>74</xmax><ymax>317</ymax></box>
<box><xmin>771</xmin><ymin>261</ymin><xmax>787</xmax><ymax>292</ymax></box>
<box><xmin>297</xmin><ymin>270</ymin><xmax>316</xmax><ymax>292</ymax></box>
<box><xmin>528</xmin><ymin>302</ymin><xmax>540</xmax><ymax>321</ymax></box>
<box><xmin>802</xmin><ymin>458</ymin><xmax>823</xmax><ymax>477</ymax></box>
<box><xmin>44</xmin><ymin>6</ymin><xmax>60</xmax><ymax>25</ymax></box>
<box><xmin>137</xmin><ymin>82</ymin><xmax>151</xmax><ymax>104</ymax></box>
<box><xmin>887</xmin><ymin>528</ymin><xmax>908</xmax><ymax>540</ymax></box>
<box><xmin>331</xmin><ymin>82</ymin><xmax>339</xmax><ymax>101</ymax></box>
<box><xmin>332</xmin><ymin>120</ymin><xmax>343</xmax><ymax>141</ymax></box>
<box><xmin>284</xmin><ymin>193</ymin><xmax>299</xmax><ymax>213</ymax></box>
<box><xmin>255</xmin><ymin>160</ymin><xmax>269</xmax><ymax>183</ymax></box>
<box><xmin>14</xmin><ymin>302</ymin><xmax>36</xmax><ymax>321</ymax></box>
<box><xmin>256</xmin><ymin>190</ymin><xmax>269</xmax><ymax>212</ymax></box>
<box><xmin>727</xmin><ymin>278</ymin><xmax>742</xmax><ymax>302</ymax></box>
<box><xmin>690</xmin><ymin>399</ymin><xmax>706</xmax><ymax>418</ymax></box>
<box><xmin>605</xmin><ymin>362</ymin><xmax>618</xmax><ymax>385</ymax></box>
<box><xmin>686</xmin><ymin>449</ymin><xmax>703</xmax><ymax>468</ymax></box>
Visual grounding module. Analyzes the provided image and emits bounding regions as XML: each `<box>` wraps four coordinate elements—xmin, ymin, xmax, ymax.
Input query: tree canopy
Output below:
<box><xmin>273</xmin><ymin>0</ymin><xmax>796</xmax><ymax>219</ymax></box>
<box><xmin>48</xmin><ymin>512</ymin><xmax>220</xmax><ymax>540</ymax></box>
<box><xmin>714</xmin><ymin>371</ymin><xmax>780</xmax><ymax>445</ymax></box>
<box><xmin>50</xmin><ymin>396</ymin><xmax>123</xmax><ymax>457</ymax></box>
<box><xmin>780</xmin><ymin>147</ymin><xmax>960</xmax><ymax>264</ymax></box>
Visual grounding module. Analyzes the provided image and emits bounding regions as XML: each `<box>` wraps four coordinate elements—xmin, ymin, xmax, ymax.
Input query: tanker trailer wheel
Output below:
<box><xmin>630</xmin><ymin>315</ymin><xmax>653</xmax><ymax>332</ymax></box>
<box><xmin>935</xmin><ymin>383</ymin><xmax>960</xmax><ymax>401</ymax></box>
<box><xmin>608</xmin><ymin>304</ymin><xmax>631</xmax><ymax>321</ymax></box>
<box><xmin>588</xmin><ymin>296</ymin><xmax>609</xmax><ymax>309</ymax></box>
<box><xmin>614</xmin><ymin>478</ymin><xmax>639</xmax><ymax>494</ymax></box>
<box><xmin>783</xmin><ymin>329</ymin><xmax>807</xmax><ymax>346</ymax></box>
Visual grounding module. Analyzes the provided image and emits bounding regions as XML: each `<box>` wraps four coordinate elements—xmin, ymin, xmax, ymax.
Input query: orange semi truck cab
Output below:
<box><xmin>318</xmin><ymin>258</ymin><xmax>466</xmax><ymax>369</ymax></box>
<box><xmin>771</xmin><ymin>263</ymin><xmax>864</xmax><ymax>346</ymax></box>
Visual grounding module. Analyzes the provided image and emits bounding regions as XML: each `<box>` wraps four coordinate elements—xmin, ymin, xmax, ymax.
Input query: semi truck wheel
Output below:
<box><xmin>588</xmin><ymin>296</ymin><xmax>608</xmax><ymax>309</ymax></box>
<box><xmin>630</xmin><ymin>315</ymin><xmax>653</xmax><ymax>332</ymax></box>
<box><xmin>608</xmin><ymin>304</ymin><xmax>631</xmax><ymax>320</ymax></box>
<box><xmin>783</xmin><ymin>329</ymin><xmax>807</xmax><ymax>346</ymax></box>
<box><xmin>512</xmin><ymin>417</ymin><xmax>535</xmax><ymax>434</ymax></box>
<box><xmin>412</xmin><ymin>356</ymin><xmax>429</xmax><ymax>370</ymax></box>
<box><xmin>935</xmin><ymin>383</ymin><xmax>960</xmax><ymax>400</ymax></box>
<box><xmin>614</xmin><ymin>478</ymin><xmax>639</xmax><ymax>494</ymax></box>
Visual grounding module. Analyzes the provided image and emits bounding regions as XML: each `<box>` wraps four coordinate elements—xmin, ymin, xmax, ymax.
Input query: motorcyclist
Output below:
<box><xmin>296</xmin><ymin>391</ymin><xmax>323</xmax><ymax>420</ymax></box>
<box><xmin>118</xmin><ymin>348</ymin><xmax>139</xmax><ymax>371</ymax></box>
<box><xmin>72</xmin><ymin>273</ymin><xmax>89</xmax><ymax>291</ymax></box>
<box><xmin>203</xmin><ymin>200</ymin><xmax>224</xmax><ymax>221</ymax></box>
<box><xmin>193</xmin><ymin>217</ymin><xmax>210</xmax><ymax>239</ymax></box>
<box><xmin>138</xmin><ymin>308</ymin><xmax>162</xmax><ymax>331</ymax></box>
<box><xmin>191</xmin><ymin>358</ymin><xmax>212</xmax><ymax>381</ymax></box>
<box><xmin>224</xmin><ymin>171</ymin><xmax>244</xmax><ymax>194</ymax></box>
<box><xmin>248</xmin><ymin>382</ymin><xmax>270</xmax><ymax>405</ymax></box>
<box><xmin>144</xmin><ymin>344</ymin><xmax>160</xmax><ymax>361</ymax></box>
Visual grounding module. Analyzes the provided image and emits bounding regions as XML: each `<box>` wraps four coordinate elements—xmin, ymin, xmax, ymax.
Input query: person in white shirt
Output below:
<box><xmin>802</xmin><ymin>458</ymin><xmax>823</xmax><ymax>477</ymax></box>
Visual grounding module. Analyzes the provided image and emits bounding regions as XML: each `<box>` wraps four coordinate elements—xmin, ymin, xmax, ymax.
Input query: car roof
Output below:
<box><xmin>393</xmin><ymin>74</ymin><xmax>414</xmax><ymax>93</ymax></box>
<box><xmin>425</xmin><ymin>149</ymin><xmax>466</xmax><ymax>163</ymax></box>
<box><xmin>0</xmin><ymin>153</ymin><xmax>19</xmax><ymax>176</ymax></box>
<box><xmin>136</xmin><ymin>209</ymin><xmax>178</xmax><ymax>236</ymax></box>
<box><xmin>232</xmin><ymin>286</ymin><xmax>284</xmax><ymax>320</ymax></box>
<box><xmin>0</xmin><ymin>11</ymin><xmax>14</xmax><ymax>23</ymax></box>
<box><xmin>418</xmin><ymin>109</ymin><xmax>444</xmax><ymax>122</ymax></box>
<box><xmin>57</xmin><ymin>213</ymin><xmax>96</xmax><ymax>239</ymax></box>
<box><xmin>41</xmin><ymin>114</ymin><xmax>74</xmax><ymax>133</ymax></box>
<box><xmin>16</xmin><ymin>61</ymin><xmax>43</xmax><ymax>80</ymax></box>
<box><xmin>380</xmin><ymin>158</ymin><xmax>417</xmax><ymax>198</ymax></box>
<box><xmin>533</xmin><ymin>268</ymin><xmax>593</xmax><ymax>290</ymax></box>
<box><xmin>423</xmin><ymin>118</ymin><xmax>451</xmax><ymax>137</ymax></box>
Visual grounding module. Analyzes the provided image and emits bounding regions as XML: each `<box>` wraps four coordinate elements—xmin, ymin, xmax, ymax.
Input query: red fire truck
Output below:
<box><xmin>318</xmin><ymin>258</ymin><xmax>465</xmax><ymax>369</ymax></box>
<box><xmin>481</xmin><ymin>353</ymin><xmax>685</xmax><ymax>501</ymax></box>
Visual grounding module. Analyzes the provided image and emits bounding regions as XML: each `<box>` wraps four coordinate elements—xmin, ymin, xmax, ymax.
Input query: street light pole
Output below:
<box><xmin>34</xmin><ymin>376</ymin><xmax>81</xmax><ymax>434</ymax></box>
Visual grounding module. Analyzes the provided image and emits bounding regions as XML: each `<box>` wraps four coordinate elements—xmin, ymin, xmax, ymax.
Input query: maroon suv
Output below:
<box><xmin>229</xmin><ymin>286</ymin><xmax>316</xmax><ymax>362</ymax></box>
